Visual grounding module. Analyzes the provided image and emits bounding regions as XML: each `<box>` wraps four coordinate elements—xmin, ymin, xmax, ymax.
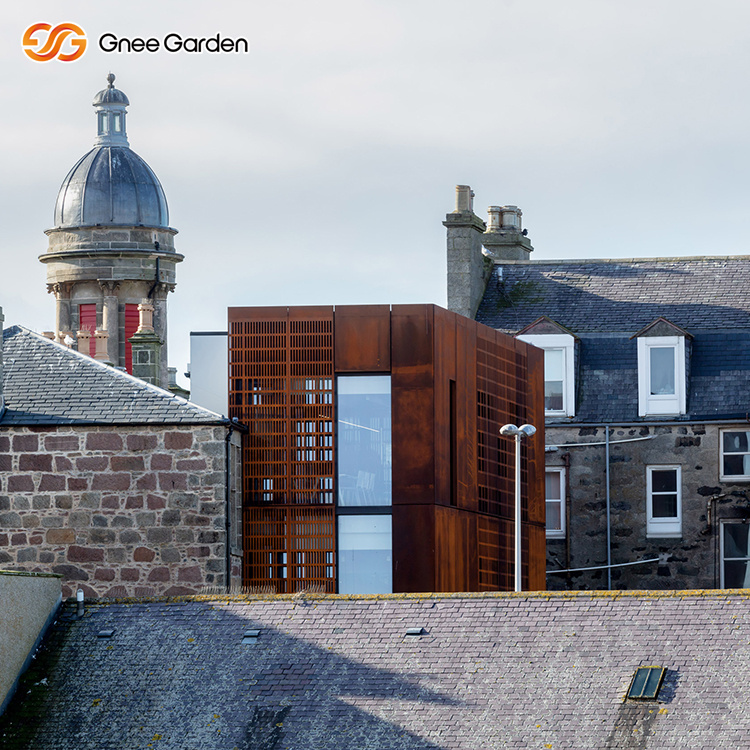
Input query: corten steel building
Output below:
<box><xmin>228</xmin><ymin>304</ymin><xmax>545</xmax><ymax>594</ymax></box>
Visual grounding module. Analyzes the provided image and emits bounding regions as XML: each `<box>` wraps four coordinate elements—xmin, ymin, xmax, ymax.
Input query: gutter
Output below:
<box><xmin>548</xmin><ymin>416</ymin><xmax>750</xmax><ymax>427</ymax></box>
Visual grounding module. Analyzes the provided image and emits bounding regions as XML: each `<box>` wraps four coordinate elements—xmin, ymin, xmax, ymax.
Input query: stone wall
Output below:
<box><xmin>546</xmin><ymin>423</ymin><xmax>750</xmax><ymax>591</ymax></box>
<box><xmin>0</xmin><ymin>424</ymin><xmax>242</xmax><ymax>598</ymax></box>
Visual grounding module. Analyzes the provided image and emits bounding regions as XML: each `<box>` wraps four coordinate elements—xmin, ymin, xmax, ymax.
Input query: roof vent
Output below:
<box><xmin>405</xmin><ymin>627</ymin><xmax>425</xmax><ymax>637</ymax></box>
<box><xmin>627</xmin><ymin>666</ymin><xmax>666</xmax><ymax>700</ymax></box>
<box><xmin>97</xmin><ymin>629</ymin><xmax>115</xmax><ymax>639</ymax></box>
<box><xmin>242</xmin><ymin>629</ymin><xmax>261</xmax><ymax>645</ymax></box>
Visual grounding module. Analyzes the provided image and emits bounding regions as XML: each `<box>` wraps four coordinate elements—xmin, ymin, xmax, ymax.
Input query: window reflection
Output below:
<box><xmin>337</xmin><ymin>376</ymin><xmax>392</xmax><ymax>506</ymax></box>
<box><xmin>338</xmin><ymin>515</ymin><xmax>392</xmax><ymax>594</ymax></box>
<box><xmin>544</xmin><ymin>349</ymin><xmax>564</xmax><ymax>411</ymax></box>
<box><xmin>723</xmin><ymin>523</ymin><xmax>750</xmax><ymax>588</ymax></box>
<box><xmin>649</xmin><ymin>347</ymin><xmax>675</xmax><ymax>395</ymax></box>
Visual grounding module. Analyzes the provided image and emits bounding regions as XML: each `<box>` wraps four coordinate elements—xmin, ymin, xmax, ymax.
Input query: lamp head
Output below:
<box><xmin>499</xmin><ymin>424</ymin><xmax>520</xmax><ymax>436</ymax></box>
<box><xmin>519</xmin><ymin>424</ymin><xmax>537</xmax><ymax>438</ymax></box>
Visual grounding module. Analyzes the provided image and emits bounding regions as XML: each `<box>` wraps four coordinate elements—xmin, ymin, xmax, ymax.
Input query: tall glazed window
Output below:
<box><xmin>338</xmin><ymin>515</ymin><xmax>392</xmax><ymax>594</ymax></box>
<box><xmin>337</xmin><ymin>375</ymin><xmax>392</xmax><ymax>506</ymax></box>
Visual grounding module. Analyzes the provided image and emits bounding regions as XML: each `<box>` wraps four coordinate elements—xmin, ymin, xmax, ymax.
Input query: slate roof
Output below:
<box><xmin>476</xmin><ymin>256</ymin><xmax>750</xmax><ymax>334</ymax></box>
<box><xmin>0</xmin><ymin>326</ymin><xmax>224</xmax><ymax>425</ymax></box>
<box><xmin>2</xmin><ymin>591</ymin><xmax>750</xmax><ymax>749</ymax></box>
<box><xmin>476</xmin><ymin>257</ymin><xmax>750</xmax><ymax>422</ymax></box>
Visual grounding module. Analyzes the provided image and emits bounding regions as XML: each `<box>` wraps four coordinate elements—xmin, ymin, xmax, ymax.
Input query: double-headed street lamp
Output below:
<box><xmin>499</xmin><ymin>423</ymin><xmax>536</xmax><ymax>593</ymax></box>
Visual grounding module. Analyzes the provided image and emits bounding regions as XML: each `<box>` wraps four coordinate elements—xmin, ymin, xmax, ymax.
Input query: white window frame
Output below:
<box><xmin>545</xmin><ymin>467</ymin><xmax>565</xmax><ymax>539</ymax></box>
<box><xmin>646</xmin><ymin>465</ymin><xmax>681</xmax><ymax>538</ymax></box>
<box><xmin>637</xmin><ymin>336</ymin><xmax>686</xmax><ymax>416</ymax></box>
<box><xmin>517</xmin><ymin>333</ymin><xmax>575</xmax><ymax>417</ymax></box>
<box><xmin>720</xmin><ymin>429</ymin><xmax>750</xmax><ymax>482</ymax></box>
<box><xmin>720</xmin><ymin>521</ymin><xmax>750</xmax><ymax>588</ymax></box>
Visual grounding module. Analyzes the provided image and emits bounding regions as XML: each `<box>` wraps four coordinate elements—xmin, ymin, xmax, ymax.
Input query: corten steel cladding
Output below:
<box><xmin>230</xmin><ymin>304</ymin><xmax>545</xmax><ymax>594</ymax></box>
<box><xmin>229</xmin><ymin>307</ymin><xmax>336</xmax><ymax>593</ymax></box>
<box><xmin>390</xmin><ymin>306</ymin><xmax>545</xmax><ymax>593</ymax></box>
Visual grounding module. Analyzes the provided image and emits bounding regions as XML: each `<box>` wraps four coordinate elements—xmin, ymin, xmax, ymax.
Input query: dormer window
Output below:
<box><xmin>517</xmin><ymin>318</ymin><xmax>577</xmax><ymax>417</ymax></box>
<box><xmin>634</xmin><ymin>319</ymin><xmax>690</xmax><ymax>417</ymax></box>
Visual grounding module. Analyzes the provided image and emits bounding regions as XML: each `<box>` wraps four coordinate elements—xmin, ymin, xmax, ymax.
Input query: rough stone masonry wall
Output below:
<box><xmin>0</xmin><ymin>424</ymin><xmax>234</xmax><ymax>598</ymax></box>
<box><xmin>545</xmin><ymin>423</ymin><xmax>750</xmax><ymax>592</ymax></box>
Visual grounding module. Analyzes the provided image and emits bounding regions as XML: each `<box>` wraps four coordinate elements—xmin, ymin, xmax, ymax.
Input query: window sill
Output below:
<box><xmin>646</xmin><ymin>532</ymin><xmax>682</xmax><ymax>539</ymax></box>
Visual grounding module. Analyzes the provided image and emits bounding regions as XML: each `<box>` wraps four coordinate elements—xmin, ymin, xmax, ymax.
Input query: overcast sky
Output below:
<box><xmin>3</xmin><ymin>1</ymin><xmax>750</xmax><ymax>385</ymax></box>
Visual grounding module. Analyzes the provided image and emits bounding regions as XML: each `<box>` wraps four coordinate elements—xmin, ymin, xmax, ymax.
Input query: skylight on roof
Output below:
<box><xmin>627</xmin><ymin>666</ymin><xmax>665</xmax><ymax>700</ymax></box>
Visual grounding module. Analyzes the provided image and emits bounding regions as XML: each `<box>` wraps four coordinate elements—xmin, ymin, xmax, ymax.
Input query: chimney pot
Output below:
<box><xmin>93</xmin><ymin>329</ymin><xmax>110</xmax><ymax>362</ymax></box>
<box><xmin>136</xmin><ymin>301</ymin><xmax>155</xmax><ymax>334</ymax></box>
<box><xmin>454</xmin><ymin>185</ymin><xmax>475</xmax><ymax>214</ymax></box>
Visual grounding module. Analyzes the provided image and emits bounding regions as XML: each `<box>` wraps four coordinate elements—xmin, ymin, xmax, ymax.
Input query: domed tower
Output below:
<box><xmin>40</xmin><ymin>74</ymin><xmax>182</xmax><ymax>388</ymax></box>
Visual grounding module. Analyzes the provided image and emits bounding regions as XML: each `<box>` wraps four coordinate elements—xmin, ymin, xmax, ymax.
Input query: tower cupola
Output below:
<box><xmin>93</xmin><ymin>73</ymin><xmax>130</xmax><ymax>147</ymax></box>
<box><xmin>40</xmin><ymin>75</ymin><xmax>182</xmax><ymax>390</ymax></box>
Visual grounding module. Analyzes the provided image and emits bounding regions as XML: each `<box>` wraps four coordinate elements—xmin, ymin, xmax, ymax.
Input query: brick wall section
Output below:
<box><xmin>0</xmin><ymin>424</ymin><xmax>238</xmax><ymax>598</ymax></box>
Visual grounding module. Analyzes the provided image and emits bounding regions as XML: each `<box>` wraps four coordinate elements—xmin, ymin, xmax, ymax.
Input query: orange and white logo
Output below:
<box><xmin>23</xmin><ymin>23</ymin><xmax>87</xmax><ymax>62</ymax></box>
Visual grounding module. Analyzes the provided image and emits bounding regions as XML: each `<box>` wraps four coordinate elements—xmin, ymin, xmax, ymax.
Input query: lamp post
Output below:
<box><xmin>499</xmin><ymin>423</ymin><xmax>536</xmax><ymax>592</ymax></box>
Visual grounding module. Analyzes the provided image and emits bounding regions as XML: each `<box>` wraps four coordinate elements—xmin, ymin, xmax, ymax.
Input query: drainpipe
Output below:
<box><xmin>224</xmin><ymin>422</ymin><xmax>235</xmax><ymax>593</ymax></box>
<box><xmin>562</xmin><ymin>452</ymin><xmax>571</xmax><ymax>589</ymax></box>
<box><xmin>147</xmin><ymin>256</ymin><xmax>161</xmax><ymax>299</ymax></box>
<box><xmin>605</xmin><ymin>426</ymin><xmax>611</xmax><ymax>591</ymax></box>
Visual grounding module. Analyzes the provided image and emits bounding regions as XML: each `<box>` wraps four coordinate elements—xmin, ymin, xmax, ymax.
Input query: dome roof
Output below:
<box><xmin>93</xmin><ymin>86</ymin><xmax>130</xmax><ymax>106</ymax></box>
<box><xmin>53</xmin><ymin>146</ymin><xmax>169</xmax><ymax>229</ymax></box>
<box><xmin>93</xmin><ymin>73</ymin><xmax>130</xmax><ymax>106</ymax></box>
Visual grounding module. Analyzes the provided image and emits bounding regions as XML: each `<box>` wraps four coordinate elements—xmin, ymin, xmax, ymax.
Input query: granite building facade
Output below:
<box><xmin>0</xmin><ymin>324</ymin><xmax>242</xmax><ymax>598</ymax></box>
<box><xmin>447</xmin><ymin>185</ymin><xmax>750</xmax><ymax>590</ymax></box>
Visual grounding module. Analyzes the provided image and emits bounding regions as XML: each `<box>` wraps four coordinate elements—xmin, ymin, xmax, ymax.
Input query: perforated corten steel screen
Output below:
<box><xmin>229</xmin><ymin>309</ymin><xmax>336</xmax><ymax>592</ymax></box>
<box><xmin>245</xmin><ymin>506</ymin><xmax>335</xmax><ymax>593</ymax></box>
<box><xmin>476</xmin><ymin>334</ymin><xmax>527</xmax><ymax>518</ymax></box>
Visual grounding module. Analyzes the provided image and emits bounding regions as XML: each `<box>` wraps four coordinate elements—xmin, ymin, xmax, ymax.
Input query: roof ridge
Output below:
<box><xmin>494</xmin><ymin>255</ymin><xmax>750</xmax><ymax>265</ymax></box>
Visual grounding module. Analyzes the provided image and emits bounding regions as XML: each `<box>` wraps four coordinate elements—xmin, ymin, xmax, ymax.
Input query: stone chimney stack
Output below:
<box><xmin>0</xmin><ymin>307</ymin><xmax>4</xmax><ymax>418</ymax></box>
<box><xmin>481</xmin><ymin>205</ymin><xmax>533</xmax><ymax>260</ymax></box>
<box><xmin>444</xmin><ymin>185</ymin><xmax>491</xmax><ymax>319</ymax></box>
<box><xmin>128</xmin><ymin>301</ymin><xmax>163</xmax><ymax>387</ymax></box>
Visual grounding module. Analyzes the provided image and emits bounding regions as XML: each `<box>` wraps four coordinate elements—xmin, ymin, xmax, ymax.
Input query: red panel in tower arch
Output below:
<box><xmin>125</xmin><ymin>304</ymin><xmax>139</xmax><ymax>374</ymax></box>
<box><xmin>78</xmin><ymin>304</ymin><xmax>96</xmax><ymax>357</ymax></box>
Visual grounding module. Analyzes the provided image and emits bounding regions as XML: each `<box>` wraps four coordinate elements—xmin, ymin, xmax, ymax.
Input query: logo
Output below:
<box><xmin>23</xmin><ymin>23</ymin><xmax>87</xmax><ymax>62</ymax></box>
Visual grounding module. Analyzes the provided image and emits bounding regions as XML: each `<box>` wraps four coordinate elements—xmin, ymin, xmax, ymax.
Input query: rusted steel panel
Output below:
<box><xmin>523</xmin><ymin>342</ymin><xmax>546</xmax><ymax>527</ymax></box>
<box><xmin>391</xmin><ymin>386</ymin><xmax>435</xmax><ymax>504</ymax></box>
<box><xmin>434</xmin><ymin>506</ymin><xmax>477</xmax><ymax>592</ymax></box>
<box><xmin>390</xmin><ymin>305</ymin><xmax>434</xmax><ymax>386</ymax></box>
<box><xmin>392</xmin><ymin>306</ymin><xmax>435</xmax><ymax>505</ymax></box>
<box><xmin>392</xmin><ymin>504</ymin><xmax>435</xmax><ymax>592</ymax></box>
<box><xmin>456</xmin><ymin>315</ymin><xmax>478</xmax><ymax>512</ymax></box>
<box><xmin>334</xmin><ymin>305</ymin><xmax>390</xmax><ymax>372</ymax></box>
<box><xmin>229</xmin><ymin>305</ymin><xmax>335</xmax><ymax>322</ymax></box>
<box><xmin>432</xmin><ymin>307</ymin><xmax>457</xmax><ymax>507</ymax></box>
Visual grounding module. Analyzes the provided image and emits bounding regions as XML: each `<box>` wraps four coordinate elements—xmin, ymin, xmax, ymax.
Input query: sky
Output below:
<box><xmin>3</xmin><ymin>1</ymin><xmax>750</xmax><ymax>386</ymax></box>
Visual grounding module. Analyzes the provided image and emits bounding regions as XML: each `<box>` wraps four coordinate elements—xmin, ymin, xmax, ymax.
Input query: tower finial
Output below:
<box><xmin>107</xmin><ymin>72</ymin><xmax>115</xmax><ymax>88</ymax></box>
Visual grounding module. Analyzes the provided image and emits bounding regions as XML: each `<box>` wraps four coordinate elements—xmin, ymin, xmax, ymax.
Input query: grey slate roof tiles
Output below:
<box><xmin>3</xmin><ymin>591</ymin><xmax>750</xmax><ymax>749</ymax></box>
<box><xmin>476</xmin><ymin>258</ymin><xmax>750</xmax><ymax>423</ymax></box>
<box><xmin>477</xmin><ymin>257</ymin><xmax>750</xmax><ymax>334</ymax></box>
<box><xmin>0</xmin><ymin>326</ymin><xmax>224</xmax><ymax>425</ymax></box>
